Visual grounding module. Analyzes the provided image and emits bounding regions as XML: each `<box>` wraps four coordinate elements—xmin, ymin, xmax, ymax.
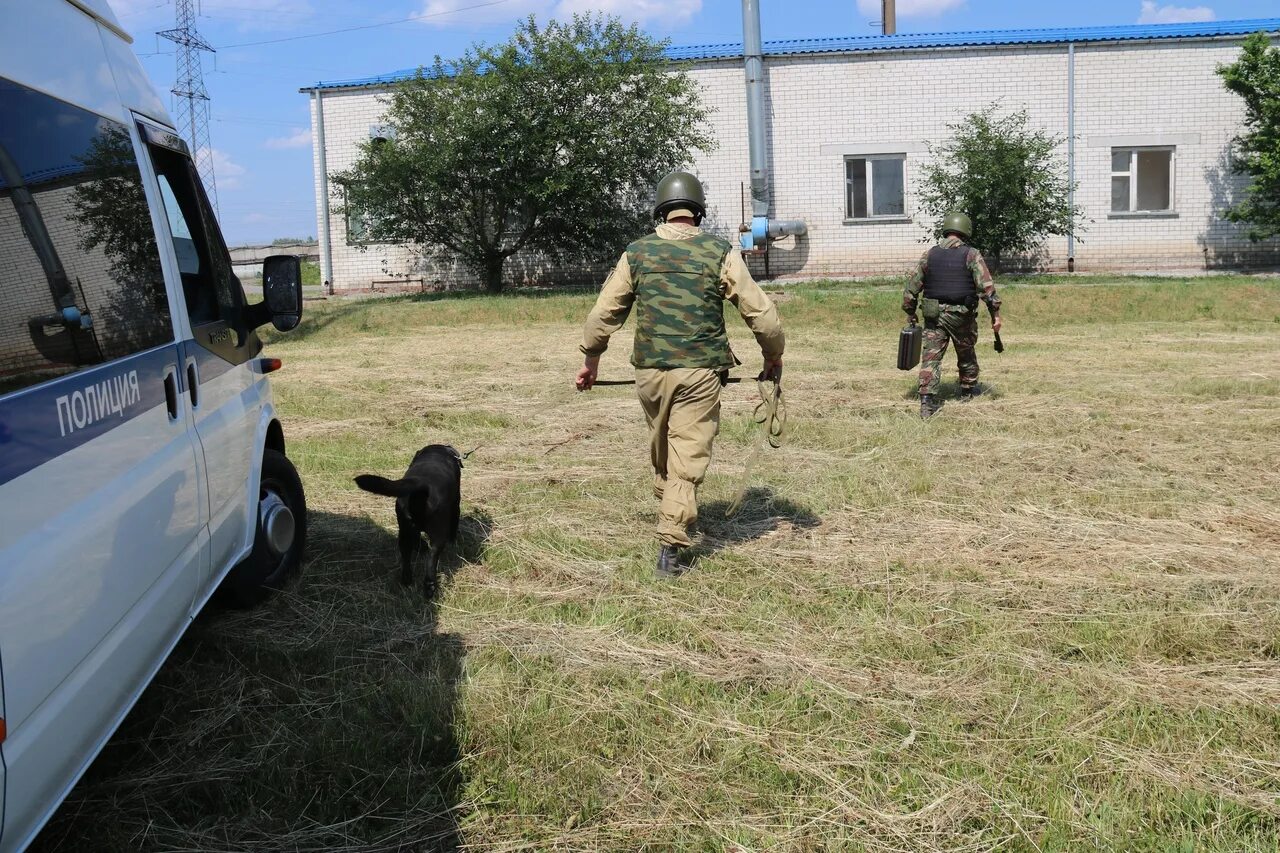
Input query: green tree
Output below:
<box><xmin>335</xmin><ymin>14</ymin><xmax>714</xmax><ymax>293</ymax></box>
<box><xmin>1217</xmin><ymin>32</ymin><xmax>1280</xmax><ymax>242</ymax></box>
<box><xmin>917</xmin><ymin>104</ymin><xmax>1083</xmax><ymax>269</ymax></box>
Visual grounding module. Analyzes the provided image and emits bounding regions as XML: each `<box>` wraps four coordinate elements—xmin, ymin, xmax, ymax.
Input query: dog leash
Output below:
<box><xmin>725</xmin><ymin>375</ymin><xmax>786</xmax><ymax>517</ymax></box>
<box><xmin>455</xmin><ymin>446</ymin><xmax>480</xmax><ymax>468</ymax></box>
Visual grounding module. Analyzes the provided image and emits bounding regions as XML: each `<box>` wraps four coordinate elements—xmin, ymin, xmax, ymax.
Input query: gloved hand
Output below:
<box><xmin>761</xmin><ymin>356</ymin><xmax>783</xmax><ymax>382</ymax></box>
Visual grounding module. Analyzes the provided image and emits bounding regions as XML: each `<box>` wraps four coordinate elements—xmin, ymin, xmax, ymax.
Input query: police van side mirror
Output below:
<box><xmin>260</xmin><ymin>254</ymin><xmax>303</xmax><ymax>332</ymax></box>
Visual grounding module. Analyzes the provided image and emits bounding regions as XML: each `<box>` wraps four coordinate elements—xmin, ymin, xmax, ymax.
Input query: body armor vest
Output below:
<box><xmin>924</xmin><ymin>245</ymin><xmax>976</xmax><ymax>305</ymax></box>
<box><xmin>627</xmin><ymin>231</ymin><xmax>733</xmax><ymax>370</ymax></box>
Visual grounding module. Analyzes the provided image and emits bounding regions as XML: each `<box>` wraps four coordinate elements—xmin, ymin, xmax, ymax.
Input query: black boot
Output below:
<box><xmin>656</xmin><ymin>545</ymin><xmax>683</xmax><ymax>578</ymax></box>
<box><xmin>920</xmin><ymin>394</ymin><xmax>941</xmax><ymax>419</ymax></box>
<box><xmin>959</xmin><ymin>384</ymin><xmax>983</xmax><ymax>402</ymax></box>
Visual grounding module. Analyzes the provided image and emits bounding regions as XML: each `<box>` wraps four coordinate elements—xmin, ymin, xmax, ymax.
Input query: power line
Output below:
<box><xmin>215</xmin><ymin>0</ymin><xmax>513</xmax><ymax>50</ymax></box>
<box><xmin>213</xmin><ymin>115</ymin><xmax>306</xmax><ymax>127</ymax></box>
<box><xmin>138</xmin><ymin>50</ymin><xmax>349</xmax><ymax>77</ymax></box>
<box><xmin>212</xmin><ymin>55</ymin><xmax>357</xmax><ymax>74</ymax></box>
<box><xmin>199</xmin><ymin>3</ymin><xmax>342</xmax><ymax>15</ymax></box>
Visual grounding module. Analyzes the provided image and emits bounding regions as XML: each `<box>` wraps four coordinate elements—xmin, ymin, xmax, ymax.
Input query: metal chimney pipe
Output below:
<box><xmin>742</xmin><ymin>0</ymin><xmax>769</xmax><ymax>219</ymax></box>
<box><xmin>883</xmin><ymin>0</ymin><xmax>896</xmax><ymax>36</ymax></box>
<box><xmin>738</xmin><ymin>0</ymin><xmax>806</xmax><ymax>252</ymax></box>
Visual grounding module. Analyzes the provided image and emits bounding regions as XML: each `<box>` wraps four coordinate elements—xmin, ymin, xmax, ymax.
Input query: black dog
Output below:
<box><xmin>354</xmin><ymin>444</ymin><xmax>462</xmax><ymax>596</ymax></box>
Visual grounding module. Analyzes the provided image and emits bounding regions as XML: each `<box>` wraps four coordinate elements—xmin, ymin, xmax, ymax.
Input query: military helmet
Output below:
<box><xmin>941</xmin><ymin>210</ymin><xmax>972</xmax><ymax>240</ymax></box>
<box><xmin>653</xmin><ymin>171</ymin><xmax>706</xmax><ymax>222</ymax></box>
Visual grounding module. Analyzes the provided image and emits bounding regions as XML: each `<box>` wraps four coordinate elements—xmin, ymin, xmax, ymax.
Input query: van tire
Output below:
<box><xmin>221</xmin><ymin>449</ymin><xmax>307</xmax><ymax>608</ymax></box>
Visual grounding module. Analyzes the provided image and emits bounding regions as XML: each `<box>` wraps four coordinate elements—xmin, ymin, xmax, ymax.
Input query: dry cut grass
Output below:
<box><xmin>32</xmin><ymin>274</ymin><xmax>1280</xmax><ymax>852</ymax></box>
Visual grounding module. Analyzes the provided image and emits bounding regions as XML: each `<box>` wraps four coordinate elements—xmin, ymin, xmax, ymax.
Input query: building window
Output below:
<box><xmin>845</xmin><ymin>155</ymin><xmax>906</xmax><ymax>220</ymax></box>
<box><xmin>1111</xmin><ymin>147</ymin><xmax>1174</xmax><ymax>213</ymax></box>
<box><xmin>343</xmin><ymin>187</ymin><xmax>388</xmax><ymax>243</ymax></box>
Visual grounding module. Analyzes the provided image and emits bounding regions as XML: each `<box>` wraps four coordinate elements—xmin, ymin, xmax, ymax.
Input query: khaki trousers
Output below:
<box><xmin>635</xmin><ymin>367</ymin><xmax>721</xmax><ymax>547</ymax></box>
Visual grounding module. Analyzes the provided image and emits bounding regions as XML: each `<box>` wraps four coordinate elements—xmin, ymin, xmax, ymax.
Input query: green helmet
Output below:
<box><xmin>653</xmin><ymin>171</ymin><xmax>706</xmax><ymax>222</ymax></box>
<box><xmin>942</xmin><ymin>211</ymin><xmax>972</xmax><ymax>240</ymax></box>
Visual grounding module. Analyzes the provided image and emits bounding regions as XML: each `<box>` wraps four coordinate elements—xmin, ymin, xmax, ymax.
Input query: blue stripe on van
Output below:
<box><xmin>0</xmin><ymin>345</ymin><xmax>181</xmax><ymax>488</ymax></box>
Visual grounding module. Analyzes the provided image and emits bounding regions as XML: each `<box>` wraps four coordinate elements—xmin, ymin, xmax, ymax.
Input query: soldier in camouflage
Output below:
<box><xmin>576</xmin><ymin>171</ymin><xmax>785</xmax><ymax>577</ymax></box>
<box><xmin>903</xmin><ymin>211</ymin><xmax>1003</xmax><ymax>418</ymax></box>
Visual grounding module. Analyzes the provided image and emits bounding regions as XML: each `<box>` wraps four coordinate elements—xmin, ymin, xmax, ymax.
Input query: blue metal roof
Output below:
<box><xmin>665</xmin><ymin>17</ymin><xmax>1280</xmax><ymax>60</ymax></box>
<box><xmin>304</xmin><ymin>17</ymin><xmax>1280</xmax><ymax>91</ymax></box>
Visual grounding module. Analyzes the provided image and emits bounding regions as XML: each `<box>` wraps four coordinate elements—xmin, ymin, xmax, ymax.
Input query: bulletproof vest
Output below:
<box><xmin>923</xmin><ymin>244</ymin><xmax>975</xmax><ymax>305</ymax></box>
<box><xmin>627</xmin><ymin>231</ymin><xmax>734</xmax><ymax>370</ymax></box>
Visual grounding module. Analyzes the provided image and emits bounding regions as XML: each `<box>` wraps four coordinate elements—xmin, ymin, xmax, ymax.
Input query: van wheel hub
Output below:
<box><xmin>259</xmin><ymin>487</ymin><xmax>295</xmax><ymax>558</ymax></box>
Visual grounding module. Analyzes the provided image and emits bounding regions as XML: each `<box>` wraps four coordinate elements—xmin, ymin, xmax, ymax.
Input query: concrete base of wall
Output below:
<box><xmin>321</xmin><ymin>234</ymin><xmax>1280</xmax><ymax>292</ymax></box>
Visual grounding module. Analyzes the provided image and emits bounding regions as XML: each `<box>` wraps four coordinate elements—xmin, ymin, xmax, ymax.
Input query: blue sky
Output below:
<box><xmin>111</xmin><ymin>0</ymin><xmax>1278</xmax><ymax>246</ymax></box>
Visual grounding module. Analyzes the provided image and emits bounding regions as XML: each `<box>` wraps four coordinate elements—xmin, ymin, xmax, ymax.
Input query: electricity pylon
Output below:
<box><xmin>158</xmin><ymin>0</ymin><xmax>219</xmax><ymax>214</ymax></box>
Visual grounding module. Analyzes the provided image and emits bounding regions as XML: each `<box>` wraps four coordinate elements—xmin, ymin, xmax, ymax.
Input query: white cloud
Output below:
<box><xmin>418</xmin><ymin>0</ymin><xmax>702</xmax><ymax>27</ymax></box>
<box><xmin>554</xmin><ymin>0</ymin><xmax>702</xmax><ymax>26</ymax></box>
<box><xmin>198</xmin><ymin>147</ymin><xmax>247</xmax><ymax>191</ymax></box>
<box><xmin>855</xmin><ymin>0</ymin><xmax>966</xmax><ymax>17</ymax></box>
<box><xmin>419</xmin><ymin>0</ymin><xmax>549</xmax><ymax>26</ymax></box>
<box><xmin>264</xmin><ymin>127</ymin><xmax>312</xmax><ymax>149</ymax></box>
<box><xmin>1137</xmin><ymin>2</ymin><xmax>1215</xmax><ymax>23</ymax></box>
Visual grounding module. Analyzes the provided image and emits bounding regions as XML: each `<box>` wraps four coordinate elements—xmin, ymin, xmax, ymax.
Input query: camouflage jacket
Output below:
<box><xmin>581</xmin><ymin>221</ymin><xmax>785</xmax><ymax>367</ymax></box>
<box><xmin>903</xmin><ymin>236</ymin><xmax>1001</xmax><ymax>316</ymax></box>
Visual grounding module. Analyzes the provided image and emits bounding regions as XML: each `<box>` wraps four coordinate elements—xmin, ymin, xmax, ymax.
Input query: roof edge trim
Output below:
<box><xmin>303</xmin><ymin>16</ymin><xmax>1280</xmax><ymax>92</ymax></box>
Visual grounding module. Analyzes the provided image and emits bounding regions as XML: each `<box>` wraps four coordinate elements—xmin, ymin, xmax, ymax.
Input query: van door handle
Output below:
<box><xmin>186</xmin><ymin>360</ymin><xmax>199</xmax><ymax>409</ymax></box>
<box><xmin>164</xmin><ymin>372</ymin><xmax>179</xmax><ymax>421</ymax></box>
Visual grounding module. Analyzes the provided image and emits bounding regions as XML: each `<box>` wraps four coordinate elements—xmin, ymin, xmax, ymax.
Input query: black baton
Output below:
<box><xmin>591</xmin><ymin>377</ymin><xmax>744</xmax><ymax>387</ymax></box>
<box><xmin>986</xmin><ymin>301</ymin><xmax>1004</xmax><ymax>353</ymax></box>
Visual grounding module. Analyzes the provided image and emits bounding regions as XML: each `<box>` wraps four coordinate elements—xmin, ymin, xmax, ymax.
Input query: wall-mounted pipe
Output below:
<box><xmin>740</xmin><ymin>0</ymin><xmax>806</xmax><ymax>251</ymax></box>
<box><xmin>1067</xmin><ymin>42</ymin><xmax>1076</xmax><ymax>272</ymax></box>
<box><xmin>313</xmin><ymin>89</ymin><xmax>333</xmax><ymax>289</ymax></box>
<box><xmin>743</xmin><ymin>0</ymin><xmax>768</xmax><ymax>220</ymax></box>
<box><xmin>768</xmin><ymin>219</ymin><xmax>806</xmax><ymax>239</ymax></box>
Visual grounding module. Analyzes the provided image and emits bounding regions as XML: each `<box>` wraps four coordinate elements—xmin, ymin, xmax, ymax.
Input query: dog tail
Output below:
<box><xmin>353</xmin><ymin>474</ymin><xmax>428</xmax><ymax>499</ymax></box>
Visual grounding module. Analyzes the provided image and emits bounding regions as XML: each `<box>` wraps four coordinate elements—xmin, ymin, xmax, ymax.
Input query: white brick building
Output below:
<box><xmin>302</xmin><ymin>17</ymin><xmax>1280</xmax><ymax>290</ymax></box>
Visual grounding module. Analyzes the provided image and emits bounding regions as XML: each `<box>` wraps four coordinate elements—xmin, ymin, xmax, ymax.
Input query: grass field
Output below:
<box><xmin>33</xmin><ymin>275</ymin><xmax>1280</xmax><ymax>851</ymax></box>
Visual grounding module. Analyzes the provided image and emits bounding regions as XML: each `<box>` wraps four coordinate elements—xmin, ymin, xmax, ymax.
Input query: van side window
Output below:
<box><xmin>0</xmin><ymin>77</ymin><xmax>172</xmax><ymax>396</ymax></box>
<box><xmin>147</xmin><ymin>144</ymin><xmax>243</xmax><ymax>331</ymax></box>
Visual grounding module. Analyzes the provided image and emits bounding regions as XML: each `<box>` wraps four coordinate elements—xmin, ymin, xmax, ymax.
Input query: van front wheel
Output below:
<box><xmin>221</xmin><ymin>449</ymin><xmax>307</xmax><ymax>607</ymax></box>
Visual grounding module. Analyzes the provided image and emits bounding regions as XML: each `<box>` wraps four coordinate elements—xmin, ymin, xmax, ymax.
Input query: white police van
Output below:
<box><xmin>0</xmin><ymin>2</ymin><xmax>308</xmax><ymax>849</ymax></box>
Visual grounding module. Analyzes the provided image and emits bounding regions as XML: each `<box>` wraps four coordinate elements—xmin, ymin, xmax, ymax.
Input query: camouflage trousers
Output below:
<box><xmin>636</xmin><ymin>367</ymin><xmax>721</xmax><ymax>548</ymax></box>
<box><xmin>918</xmin><ymin>306</ymin><xmax>979</xmax><ymax>395</ymax></box>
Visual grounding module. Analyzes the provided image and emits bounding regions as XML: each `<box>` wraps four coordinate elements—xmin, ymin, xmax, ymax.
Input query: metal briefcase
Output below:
<box><xmin>897</xmin><ymin>324</ymin><xmax>922</xmax><ymax>370</ymax></box>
